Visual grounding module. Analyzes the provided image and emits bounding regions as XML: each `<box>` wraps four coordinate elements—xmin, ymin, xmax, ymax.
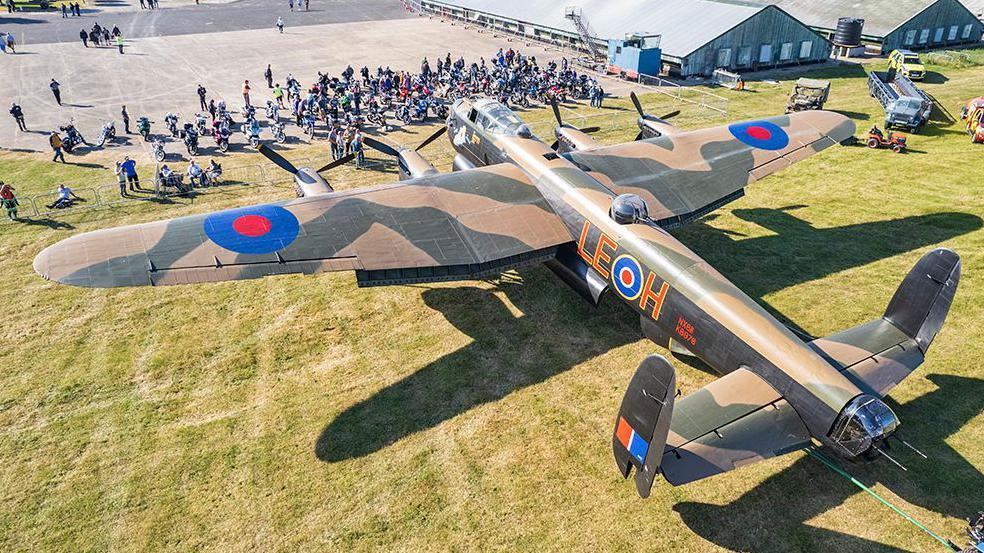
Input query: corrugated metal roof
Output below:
<box><xmin>740</xmin><ymin>0</ymin><xmax>977</xmax><ymax>36</ymax></box>
<box><xmin>429</xmin><ymin>0</ymin><xmax>770</xmax><ymax>57</ymax></box>
<box><xmin>963</xmin><ymin>0</ymin><xmax>984</xmax><ymax>18</ymax></box>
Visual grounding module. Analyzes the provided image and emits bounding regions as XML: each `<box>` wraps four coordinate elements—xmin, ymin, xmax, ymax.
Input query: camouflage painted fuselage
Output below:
<box><xmin>449</xmin><ymin>98</ymin><xmax>861</xmax><ymax>443</ymax></box>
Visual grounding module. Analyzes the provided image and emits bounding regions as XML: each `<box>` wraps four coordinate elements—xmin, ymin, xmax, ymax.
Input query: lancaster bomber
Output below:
<box><xmin>33</xmin><ymin>94</ymin><xmax>961</xmax><ymax>497</ymax></box>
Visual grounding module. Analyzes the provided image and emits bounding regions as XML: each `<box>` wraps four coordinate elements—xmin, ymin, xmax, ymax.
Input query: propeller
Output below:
<box><xmin>258</xmin><ymin>144</ymin><xmax>298</xmax><ymax>174</ymax></box>
<box><xmin>415</xmin><ymin>126</ymin><xmax>447</xmax><ymax>152</ymax></box>
<box><xmin>629</xmin><ymin>91</ymin><xmax>680</xmax><ymax>122</ymax></box>
<box><xmin>316</xmin><ymin>152</ymin><xmax>355</xmax><ymax>173</ymax></box>
<box><xmin>550</xmin><ymin>99</ymin><xmax>600</xmax><ymax>133</ymax></box>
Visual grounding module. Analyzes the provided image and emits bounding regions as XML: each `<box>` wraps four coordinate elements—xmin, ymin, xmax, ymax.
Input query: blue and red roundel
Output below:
<box><xmin>728</xmin><ymin>120</ymin><xmax>790</xmax><ymax>151</ymax></box>
<box><xmin>612</xmin><ymin>254</ymin><xmax>644</xmax><ymax>301</ymax></box>
<box><xmin>203</xmin><ymin>204</ymin><xmax>300</xmax><ymax>255</ymax></box>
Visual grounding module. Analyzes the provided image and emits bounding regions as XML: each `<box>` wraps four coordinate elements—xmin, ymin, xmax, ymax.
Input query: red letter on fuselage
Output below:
<box><xmin>576</xmin><ymin>221</ymin><xmax>594</xmax><ymax>265</ymax></box>
<box><xmin>592</xmin><ymin>234</ymin><xmax>618</xmax><ymax>279</ymax></box>
<box><xmin>639</xmin><ymin>273</ymin><xmax>670</xmax><ymax>320</ymax></box>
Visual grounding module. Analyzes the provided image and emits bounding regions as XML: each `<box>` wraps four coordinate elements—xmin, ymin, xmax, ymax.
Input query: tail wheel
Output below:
<box><xmin>866</xmin><ymin>138</ymin><xmax>879</xmax><ymax>149</ymax></box>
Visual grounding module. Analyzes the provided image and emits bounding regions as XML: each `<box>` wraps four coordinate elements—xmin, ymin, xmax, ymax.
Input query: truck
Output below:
<box><xmin>785</xmin><ymin>78</ymin><xmax>830</xmax><ymax>113</ymax></box>
<box><xmin>867</xmin><ymin>70</ymin><xmax>933</xmax><ymax>132</ymax></box>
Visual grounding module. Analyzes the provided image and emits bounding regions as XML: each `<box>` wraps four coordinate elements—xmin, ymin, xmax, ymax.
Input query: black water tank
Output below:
<box><xmin>834</xmin><ymin>17</ymin><xmax>864</xmax><ymax>46</ymax></box>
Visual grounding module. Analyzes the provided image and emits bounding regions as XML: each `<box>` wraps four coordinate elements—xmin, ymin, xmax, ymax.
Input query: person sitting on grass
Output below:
<box><xmin>186</xmin><ymin>160</ymin><xmax>204</xmax><ymax>187</ymax></box>
<box><xmin>0</xmin><ymin>182</ymin><xmax>19</xmax><ymax>221</ymax></box>
<box><xmin>46</xmin><ymin>184</ymin><xmax>81</xmax><ymax>209</ymax></box>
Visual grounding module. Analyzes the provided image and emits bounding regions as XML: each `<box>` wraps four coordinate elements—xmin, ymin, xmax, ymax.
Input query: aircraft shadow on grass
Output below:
<box><xmin>315</xmin><ymin>209</ymin><xmax>981</xmax><ymax>465</ymax></box>
<box><xmin>674</xmin><ymin>373</ymin><xmax>984</xmax><ymax>553</ymax></box>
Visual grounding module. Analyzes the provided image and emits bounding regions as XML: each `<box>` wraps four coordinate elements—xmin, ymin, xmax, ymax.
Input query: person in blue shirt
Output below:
<box><xmin>120</xmin><ymin>155</ymin><xmax>139</xmax><ymax>191</ymax></box>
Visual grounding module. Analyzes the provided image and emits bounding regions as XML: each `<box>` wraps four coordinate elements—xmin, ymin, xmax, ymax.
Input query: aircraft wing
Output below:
<box><xmin>34</xmin><ymin>164</ymin><xmax>573</xmax><ymax>288</ymax></box>
<box><xmin>566</xmin><ymin>111</ymin><xmax>856</xmax><ymax>229</ymax></box>
<box><xmin>658</xmin><ymin>368</ymin><xmax>812</xmax><ymax>486</ymax></box>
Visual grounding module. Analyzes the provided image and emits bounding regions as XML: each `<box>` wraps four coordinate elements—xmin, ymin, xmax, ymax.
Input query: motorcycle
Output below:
<box><xmin>429</xmin><ymin>98</ymin><xmax>449</xmax><ymax>120</ymax></box>
<box><xmin>195</xmin><ymin>113</ymin><xmax>209</xmax><ymax>136</ymax></box>
<box><xmin>265</xmin><ymin>100</ymin><xmax>280</xmax><ymax>122</ymax></box>
<box><xmin>213</xmin><ymin>123</ymin><xmax>231</xmax><ymax>153</ymax></box>
<box><xmin>366</xmin><ymin>104</ymin><xmax>386</xmax><ymax>127</ymax></box>
<box><xmin>164</xmin><ymin>112</ymin><xmax>179</xmax><ymax>137</ymax></box>
<box><xmin>181</xmin><ymin>124</ymin><xmax>199</xmax><ymax>156</ymax></box>
<box><xmin>96</xmin><ymin>121</ymin><xmax>116</xmax><ymax>147</ymax></box>
<box><xmin>151</xmin><ymin>139</ymin><xmax>166</xmax><ymax>163</ymax></box>
<box><xmin>240</xmin><ymin>105</ymin><xmax>256</xmax><ymax>129</ymax></box>
<box><xmin>243</xmin><ymin>118</ymin><xmax>262</xmax><ymax>149</ymax></box>
<box><xmin>59</xmin><ymin>122</ymin><xmax>86</xmax><ymax>153</ymax></box>
<box><xmin>137</xmin><ymin>116</ymin><xmax>152</xmax><ymax>141</ymax></box>
<box><xmin>271</xmin><ymin>121</ymin><xmax>287</xmax><ymax>144</ymax></box>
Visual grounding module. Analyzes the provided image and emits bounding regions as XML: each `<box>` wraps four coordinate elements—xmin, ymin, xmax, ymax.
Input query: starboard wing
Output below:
<box><xmin>34</xmin><ymin>164</ymin><xmax>573</xmax><ymax>288</ymax></box>
<box><xmin>567</xmin><ymin>111</ymin><xmax>856</xmax><ymax>229</ymax></box>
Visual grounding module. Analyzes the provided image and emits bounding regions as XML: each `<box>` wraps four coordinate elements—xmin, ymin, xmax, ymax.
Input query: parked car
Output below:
<box><xmin>888</xmin><ymin>49</ymin><xmax>926</xmax><ymax>81</ymax></box>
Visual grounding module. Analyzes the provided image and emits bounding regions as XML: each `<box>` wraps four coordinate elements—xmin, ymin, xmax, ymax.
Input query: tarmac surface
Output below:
<box><xmin>0</xmin><ymin>0</ymin><xmax>411</xmax><ymax>45</ymax></box>
<box><xmin>1</xmin><ymin>12</ymin><xmax>618</xmax><ymax>162</ymax></box>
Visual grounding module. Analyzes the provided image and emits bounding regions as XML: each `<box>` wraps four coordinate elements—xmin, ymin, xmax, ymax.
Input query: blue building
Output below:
<box><xmin>607</xmin><ymin>33</ymin><xmax>662</xmax><ymax>77</ymax></box>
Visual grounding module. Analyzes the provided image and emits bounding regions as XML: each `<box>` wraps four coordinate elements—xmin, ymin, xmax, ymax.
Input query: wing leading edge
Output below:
<box><xmin>34</xmin><ymin>163</ymin><xmax>573</xmax><ymax>288</ymax></box>
<box><xmin>567</xmin><ymin>110</ymin><xmax>856</xmax><ymax>229</ymax></box>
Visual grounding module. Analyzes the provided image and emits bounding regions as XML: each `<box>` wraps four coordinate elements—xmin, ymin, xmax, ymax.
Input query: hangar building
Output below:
<box><xmin>750</xmin><ymin>0</ymin><xmax>984</xmax><ymax>53</ymax></box>
<box><xmin>411</xmin><ymin>0</ymin><xmax>832</xmax><ymax>77</ymax></box>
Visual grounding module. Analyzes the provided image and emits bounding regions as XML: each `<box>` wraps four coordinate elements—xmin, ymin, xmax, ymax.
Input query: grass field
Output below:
<box><xmin>1</xmin><ymin>50</ymin><xmax>983</xmax><ymax>552</ymax></box>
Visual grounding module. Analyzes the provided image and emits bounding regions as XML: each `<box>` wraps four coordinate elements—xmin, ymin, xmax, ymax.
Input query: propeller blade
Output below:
<box><xmin>415</xmin><ymin>126</ymin><xmax>447</xmax><ymax>151</ymax></box>
<box><xmin>363</xmin><ymin>136</ymin><xmax>401</xmax><ymax>157</ymax></box>
<box><xmin>630</xmin><ymin>91</ymin><xmax>645</xmax><ymax>117</ymax></box>
<box><xmin>550</xmin><ymin>99</ymin><xmax>564</xmax><ymax>127</ymax></box>
<box><xmin>258</xmin><ymin>144</ymin><xmax>298</xmax><ymax>174</ymax></box>
<box><xmin>659</xmin><ymin>110</ymin><xmax>681</xmax><ymax>120</ymax></box>
<box><xmin>579</xmin><ymin>126</ymin><xmax>601</xmax><ymax>134</ymax></box>
<box><xmin>316</xmin><ymin>152</ymin><xmax>356</xmax><ymax>173</ymax></box>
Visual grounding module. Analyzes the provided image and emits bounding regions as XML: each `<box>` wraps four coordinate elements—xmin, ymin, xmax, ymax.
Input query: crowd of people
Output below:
<box><xmin>3</xmin><ymin>46</ymin><xmax>609</xmax><ymax>221</ymax></box>
<box><xmin>79</xmin><ymin>22</ymin><xmax>125</xmax><ymax>53</ymax></box>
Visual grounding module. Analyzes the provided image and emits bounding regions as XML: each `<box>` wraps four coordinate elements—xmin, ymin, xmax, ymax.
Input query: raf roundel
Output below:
<box><xmin>204</xmin><ymin>204</ymin><xmax>300</xmax><ymax>255</ymax></box>
<box><xmin>728</xmin><ymin>120</ymin><xmax>790</xmax><ymax>151</ymax></box>
<box><xmin>611</xmin><ymin>254</ymin><xmax>644</xmax><ymax>301</ymax></box>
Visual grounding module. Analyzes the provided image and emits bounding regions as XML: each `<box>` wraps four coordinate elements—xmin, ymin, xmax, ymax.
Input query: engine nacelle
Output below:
<box><xmin>452</xmin><ymin>153</ymin><xmax>477</xmax><ymax>173</ymax></box>
<box><xmin>398</xmin><ymin>149</ymin><xmax>439</xmax><ymax>180</ymax></box>
<box><xmin>637</xmin><ymin>116</ymin><xmax>678</xmax><ymax>140</ymax></box>
<box><xmin>544</xmin><ymin>243</ymin><xmax>608</xmax><ymax>306</ymax></box>
<box><xmin>554</xmin><ymin>127</ymin><xmax>601</xmax><ymax>153</ymax></box>
<box><xmin>293</xmin><ymin>167</ymin><xmax>333</xmax><ymax>197</ymax></box>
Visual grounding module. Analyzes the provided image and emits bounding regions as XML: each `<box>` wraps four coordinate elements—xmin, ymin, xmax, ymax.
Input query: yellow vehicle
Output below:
<box><xmin>888</xmin><ymin>49</ymin><xmax>926</xmax><ymax>80</ymax></box>
<box><xmin>962</xmin><ymin>97</ymin><xmax>984</xmax><ymax>143</ymax></box>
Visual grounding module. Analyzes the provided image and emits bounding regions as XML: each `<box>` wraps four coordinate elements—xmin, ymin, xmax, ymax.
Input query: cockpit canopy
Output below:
<box><xmin>829</xmin><ymin>395</ymin><xmax>900</xmax><ymax>457</ymax></box>
<box><xmin>461</xmin><ymin>99</ymin><xmax>534</xmax><ymax>138</ymax></box>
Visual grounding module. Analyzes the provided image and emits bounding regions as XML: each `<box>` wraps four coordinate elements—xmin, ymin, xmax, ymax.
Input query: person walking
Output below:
<box><xmin>276</xmin><ymin>16</ymin><xmax>284</xmax><ymax>33</ymax></box>
<box><xmin>121</xmin><ymin>105</ymin><xmax>131</xmax><ymax>134</ymax></box>
<box><xmin>287</xmin><ymin>0</ymin><xmax>293</xmax><ymax>12</ymax></box>
<box><xmin>304</xmin><ymin>0</ymin><xmax>309</xmax><ymax>10</ymax></box>
<box><xmin>9</xmin><ymin>103</ymin><xmax>26</xmax><ymax>131</ymax></box>
<box><xmin>115</xmin><ymin>33</ymin><xmax>124</xmax><ymax>54</ymax></box>
<box><xmin>0</xmin><ymin>182</ymin><xmax>18</xmax><ymax>221</ymax></box>
<box><xmin>197</xmin><ymin>84</ymin><xmax>207</xmax><ymax>112</ymax></box>
<box><xmin>50</xmin><ymin>133</ymin><xmax>66</xmax><ymax>163</ymax></box>
<box><xmin>273</xmin><ymin>83</ymin><xmax>284</xmax><ymax>108</ymax></box>
<box><xmin>61</xmin><ymin>3</ymin><xmax>68</xmax><ymax>16</ymax></box>
<box><xmin>264</xmin><ymin>64</ymin><xmax>273</xmax><ymax>88</ymax></box>
<box><xmin>242</xmin><ymin>79</ymin><xmax>251</xmax><ymax>107</ymax></box>
<box><xmin>50</xmin><ymin>79</ymin><xmax>62</xmax><ymax>105</ymax></box>
<box><xmin>208</xmin><ymin>99</ymin><xmax>217</xmax><ymax>121</ymax></box>
<box><xmin>79</xmin><ymin>28</ymin><xmax>88</xmax><ymax>47</ymax></box>
<box><xmin>121</xmin><ymin>155</ymin><xmax>139</xmax><ymax>191</ymax></box>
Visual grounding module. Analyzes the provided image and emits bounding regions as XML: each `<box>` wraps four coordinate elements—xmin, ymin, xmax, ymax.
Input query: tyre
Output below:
<box><xmin>307</xmin><ymin>126</ymin><xmax>315</xmax><ymax>139</ymax></box>
<box><xmin>218</xmin><ymin>141</ymin><xmax>229</xmax><ymax>153</ymax></box>
<box><xmin>276</xmin><ymin>132</ymin><xmax>286</xmax><ymax>144</ymax></box>
<box><xmin>155</xmin><ymin>150</ymin><xmax>166</xmax><ymax>162</ymax></box>
<box><xmin>892</xmin><ymin>144</ymin><xmax>903</xmax><ymax>153</ymax></box>
<box><xmin>250</xmin><ymin>137</ymin><xmax>259</xmax><ymax>149</ymax></box>
<box><xmin>866</xmin><ymin>138</ymin><xmax>879</xmax><ymax>149</ymax></box>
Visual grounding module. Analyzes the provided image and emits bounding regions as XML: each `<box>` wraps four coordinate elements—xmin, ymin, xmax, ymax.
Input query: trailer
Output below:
<box><xmin>868</xmin><ymin>70</ymin><xmax>933</xmax><ymax>132</ymax></box>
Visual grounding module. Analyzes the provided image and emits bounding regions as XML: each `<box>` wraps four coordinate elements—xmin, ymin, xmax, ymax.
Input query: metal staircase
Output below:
<box><xmin>564</xmin><ymin>7</ymin><xmax>605</xmax><ymax>61</ymax></box>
